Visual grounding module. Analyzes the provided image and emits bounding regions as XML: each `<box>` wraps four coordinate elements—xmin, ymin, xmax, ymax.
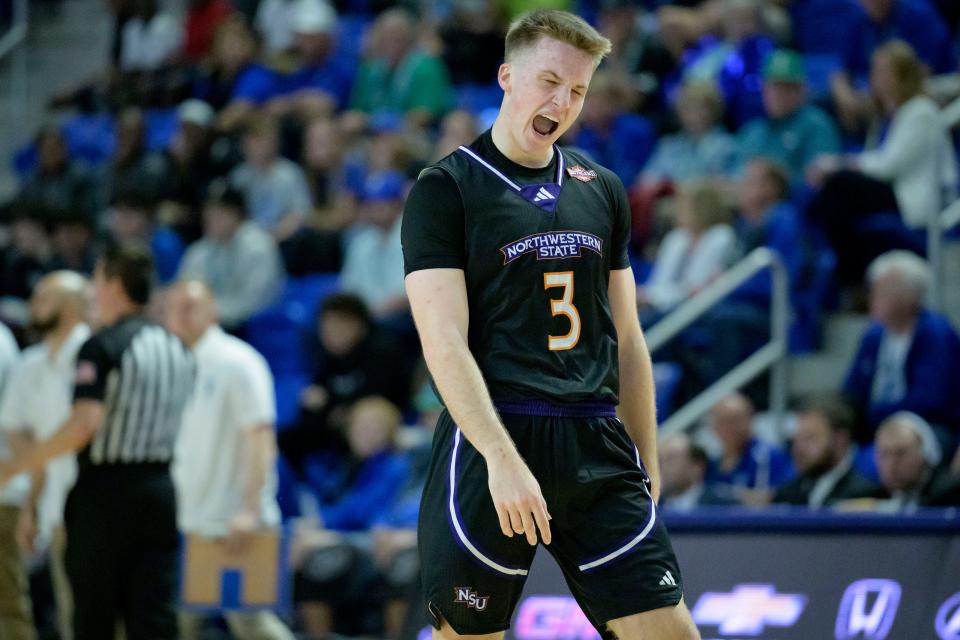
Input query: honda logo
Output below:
<box><xmin>691</xmin><ymin>583</ymin><xmax>807</xmax><ymax>635</ymax></box>
<box><xmin>936</xmin><ymin>593</ymin><xmax>960</xmax><ymax>640</ymax></box>
<box><xmin>835</xmin><ymin>579</ymin><xmax>902</xmax><ymax>640</ymax></box>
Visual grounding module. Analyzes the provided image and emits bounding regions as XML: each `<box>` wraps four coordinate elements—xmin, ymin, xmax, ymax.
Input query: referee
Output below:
<box><xmin>0</xmin><ymin>243</ymin><xmax>195</xmax><ymax>640</ymax></box>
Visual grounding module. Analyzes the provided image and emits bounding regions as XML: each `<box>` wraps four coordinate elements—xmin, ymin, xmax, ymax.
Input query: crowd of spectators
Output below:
<box><xmin>2</xmin><ymin>0</ymin><xmax>960</xmax><ymax>637</ymax></box>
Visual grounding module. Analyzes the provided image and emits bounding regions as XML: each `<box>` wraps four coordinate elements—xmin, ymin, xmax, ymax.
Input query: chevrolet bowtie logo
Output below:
<box><xmin>691</xmin><ymin>583</ymin><xmax>807</xmax><ymax>635</ymax></box>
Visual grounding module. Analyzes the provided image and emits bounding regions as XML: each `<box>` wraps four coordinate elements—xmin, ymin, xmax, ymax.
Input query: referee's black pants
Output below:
<box><xmin>64</xmin><ymin>464</ymin><xmax>179</xmax><ymax>640</ymax></box>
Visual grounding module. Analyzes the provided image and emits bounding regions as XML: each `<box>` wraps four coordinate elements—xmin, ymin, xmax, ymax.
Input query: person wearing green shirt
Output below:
<box><xmin>733</xmin><ymin>49</ymin><xmax>842</xmax><ymax>186</ymax></box>
<box><xmin>349</xmin><ymin>8</ymin><xmax>452</xmax><ymax>125</ymax></box>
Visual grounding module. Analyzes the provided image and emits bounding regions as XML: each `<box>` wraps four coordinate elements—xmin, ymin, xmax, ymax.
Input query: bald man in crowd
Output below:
<box><xmin>2</xmin><ymin>271</ymin><xmax>91</xmax><ymax>640</ymax></box>
<box><xmin>164</xmin><ymin>280</ymin><xmax>293</xmax><ymax>640</ymax></box>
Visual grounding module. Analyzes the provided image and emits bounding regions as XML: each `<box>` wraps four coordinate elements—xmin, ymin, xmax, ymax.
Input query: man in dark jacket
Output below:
<box><xmin>870</xmin><ymin>412</ymin><xmax>960</xmax><ymax>512</ymax></box>
<box><xmin>774</xmin><ymin>393</ymin><xmax>876</xmax><ymax>507</ymax></box>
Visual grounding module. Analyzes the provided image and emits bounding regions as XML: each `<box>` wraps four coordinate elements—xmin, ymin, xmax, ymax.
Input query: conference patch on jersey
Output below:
<box><xmin>566</xmin><ymin>165</ymin><xmax>597</xmax><ymax>182</ymax></box>
<box><xmin>501</xmin><ymin>231</ymin><xmax>603</xmax><ymax>264</ymax></box>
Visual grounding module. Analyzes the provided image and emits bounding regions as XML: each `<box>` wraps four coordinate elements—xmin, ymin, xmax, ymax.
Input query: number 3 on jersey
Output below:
<box><xmin>543</xmin><ymin>271</ymin><xmax>581</xmax><ymax>351</ymax></box>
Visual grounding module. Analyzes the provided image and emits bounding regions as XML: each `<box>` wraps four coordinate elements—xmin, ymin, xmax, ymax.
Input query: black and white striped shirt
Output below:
<box><xmin>74</xmin><ymin>316</ymin><xmax>195</xmax><ymax>467</ymax></box>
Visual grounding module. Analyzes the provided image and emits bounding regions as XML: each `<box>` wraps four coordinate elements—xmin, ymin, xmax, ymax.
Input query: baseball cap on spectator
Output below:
<box><xmin>177</xmin><ymin>99</ymin><xmax>215</xmax><ymax>128</ymax></box>
<box><xmin>361</xmin><ymin>170</ymin><xmax>405</xmax><ymax>202</ymax></box>
<box><xmin>292</xmin><ymin>0</ymin><xmax>336</xmax><ymax>35</ymax></box>
<box><xmin>763</xmin><ymin>49</ymin><xmax>805</xmax><ymax>84</ymax></box>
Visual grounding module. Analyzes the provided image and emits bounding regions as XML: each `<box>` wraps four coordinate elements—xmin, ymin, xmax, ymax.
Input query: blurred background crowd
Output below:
<box><xmin>1</xmin><ymin>0</ymin><xmax>960</xmax><ymax>637</ymax></box>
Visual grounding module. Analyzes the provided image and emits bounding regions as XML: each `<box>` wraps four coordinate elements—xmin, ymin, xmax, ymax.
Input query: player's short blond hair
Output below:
<box><xmin>504</xmin><ymin>9</ymin><xmax>612</xmax><ymax>67</ymax></box>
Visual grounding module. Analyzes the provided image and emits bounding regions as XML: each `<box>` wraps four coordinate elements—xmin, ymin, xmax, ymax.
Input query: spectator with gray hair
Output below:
<box><xmin>869</xmin><ymin>412</ymin><xmax>960</xmax><ymax>512</ymax></box>
<box><xmin>843</xmin><ymin>251</ymin><xmax>960</xmax><ymax>456</ymax></box>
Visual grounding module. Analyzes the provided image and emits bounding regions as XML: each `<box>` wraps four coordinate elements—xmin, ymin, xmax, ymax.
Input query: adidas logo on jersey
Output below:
<box><xmin>533</xmin><ymin>187</ymin><xmax>556</xmax><ymax>203</ymax></box>
<box><xmin>659</xmin><ymin>571</ymin><xmax>678</xmax><ymax>587</ymax></box>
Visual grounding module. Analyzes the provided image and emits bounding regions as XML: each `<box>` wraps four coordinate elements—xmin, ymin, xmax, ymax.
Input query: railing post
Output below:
<box><xmin>928</xmin><ymin>198</ymin><xmax>944</xmax><ymax>312</ymax></box>
<box><xmin>645</xmin><ymin>248</ymin><xmax>792</xmax><ymax>436</ymax></box>
<box><xmin>768</xmin><ymin>254</ymin><xmax>789</xmax><ymax>440</ymax></box>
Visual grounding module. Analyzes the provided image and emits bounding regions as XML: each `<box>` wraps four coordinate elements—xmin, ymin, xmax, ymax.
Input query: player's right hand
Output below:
<box><xmin>486</xmin><ymin>452</ymin><xmax>552</xmax><ymax>546</ymax></box>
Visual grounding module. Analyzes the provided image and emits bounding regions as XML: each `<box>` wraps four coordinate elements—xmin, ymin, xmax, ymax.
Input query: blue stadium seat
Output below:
<box><xmin>61</xmin><ymin>113</ymin><xmax>116</xmax><ymax>168</ymax></box>
<box><xmin>275</xmin><ymin>454</ymin><xmax>302</xmax><ymax>520</ymax></box>
<box><xmin>283</xmin><ymin>273</ymin><xmax>341</xmax><ymax>325</ymax></box>
<box><xmin>791</xmin><ymin>0</ymin><xmax>860</xmax><ymax>55</ymax></box>
<box><xmin>653</xmin><ymin>361</ymin><xmax>683</xmax><ymax>419</ymax></box>
<box><xmin>245</xmin><ymin>275</ymin><xmax>340</xmax><ymax>376</ymax></box>
<box><xmin>454</xmin><ymin>82</ymin><xmax>504</xmax><ymax>115</ymax></box>
<box><xmin>274</xmin><ymin>372</ymin><xmax>310</xmax><ymax>430</ymax></box>
<box><xmin>790</xmin><ymin>249</ymin><xmax>837</xmax><ymax>353</ymax></box>
<box><xmin>853</xmin><ymin>443</ymin><xmax>880</xmax><ymax>483</ymax></box>
<box><xmin>145</xmin><ymin>108</ymin><xmax>179</xmax><ymax>152</ymax></box>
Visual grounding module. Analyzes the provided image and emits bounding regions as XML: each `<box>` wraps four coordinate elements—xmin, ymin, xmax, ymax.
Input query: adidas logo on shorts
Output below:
<box><xmin>659</xmin><ymin>570</ymin><xmax>678</xmax><ymax>587</ymax></box>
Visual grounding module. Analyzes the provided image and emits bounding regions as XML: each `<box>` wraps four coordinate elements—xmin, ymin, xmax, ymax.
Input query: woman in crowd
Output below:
<box><xmin>808</xmin><ymin>40</ymin><xmax>958</xmax><ymax>283</ymax></box>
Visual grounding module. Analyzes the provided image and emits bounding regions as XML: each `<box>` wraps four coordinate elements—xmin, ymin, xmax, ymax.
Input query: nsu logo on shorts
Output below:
<box><xmin>454</xmin><ymin>587</ymin><xmax>490</xmax><ymax>611</ymax></box>
<box><xmin>835</xmin><ymin>579</ymin><xmax>902</xmax><ymax>640</ymax></box>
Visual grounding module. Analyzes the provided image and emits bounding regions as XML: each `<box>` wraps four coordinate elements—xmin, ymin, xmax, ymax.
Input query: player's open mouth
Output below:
<box><xmin>532</xmin><ymin>114</ymin><xmax>559</xmax><ymax>137</ymax></box>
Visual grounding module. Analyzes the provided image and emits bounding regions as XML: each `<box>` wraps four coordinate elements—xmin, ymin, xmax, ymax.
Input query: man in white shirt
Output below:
<box><xmin>2</xmin><ymin>272</ymin><xmax>90</xmax><ymax>640</ymax></box>
<box><xmin>164</xmin><ymin>280</ymin><xmax>293</xmax><ymax>640</ymax></box>
<box><xmin>0</xmin><ymin>320</ymin><xmax>29</xmax><ymax>639</ymax></box>
<box><xmin>340</xmin><ymin>170</ymin><xmax>407</xmax><ymax>317</ymax></box>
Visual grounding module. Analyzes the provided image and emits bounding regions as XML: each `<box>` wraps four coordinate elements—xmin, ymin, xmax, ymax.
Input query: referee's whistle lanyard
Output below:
<box><xmin>456</xmin><ymin>144</ymin><xmax>566</xmax><ymax>214</ymax></box>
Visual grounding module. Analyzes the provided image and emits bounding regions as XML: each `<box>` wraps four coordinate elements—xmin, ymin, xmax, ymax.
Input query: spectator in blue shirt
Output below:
<box><xmin>733</xmin><ymin>50</ymin><xmax>841</xmax><ymax>186</ymax></box>
<box><xmin>194</xmin><ymin>16</ymin><xmax>280</xmax><ymax>131</ymax></box>
<box><xmin>843</xmin><ymin>251</ymin><xmax>960</xmax><ymax>455</ymax></box>
<box><xmin>569</xmin><ymin>71</ymin><xmax>656</xmax><ymax>185</ymax></box>
<box><xmin>314</xmin><ymin>397</ymin><xmax>410</xmax><ymax>532</ymax></box>
<box><xmin>267</xmin><ymin>0</ymin><xmax>353</xmax><ymax>120</ymax></box>
<box><xmin>663</xmin><ymin>0</ymin><xmax>777</xmax><ymax>128</ymax></box>
<box><xmin>293</xmin><ymin>396</ymin><xmax>411</xmax><ymax>637</ymax></box>
<box><xmin>706</xmin><ymin>392</ymin><xmax>793</xmax><ymax>503</ymax></box>
<box><xmin>830</xmin><ymin>0</ymin><xmax>953</xmax><ymax>132</ymax></box>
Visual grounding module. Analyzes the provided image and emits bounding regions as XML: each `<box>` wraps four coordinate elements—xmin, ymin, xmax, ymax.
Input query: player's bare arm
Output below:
<box><xmin>406</xmin><ymin>267</ymin><xmax>552</xmax><ymax>546</ymax></box>
<box><xmin>609</xmin><ymin>267</ymin><xmax>661</xmax><ymax>501</ymax></box>
<box><xmin>0</xmin><ymin>400</ymin><xmax>104</xmax><ymax>485</ymax></box>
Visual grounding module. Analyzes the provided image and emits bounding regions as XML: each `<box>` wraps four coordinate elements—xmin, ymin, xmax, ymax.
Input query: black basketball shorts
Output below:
<box><xmin>417</xmin><ymin>402</ymin><xmax>684</xmax><ymax>636</ymax></box>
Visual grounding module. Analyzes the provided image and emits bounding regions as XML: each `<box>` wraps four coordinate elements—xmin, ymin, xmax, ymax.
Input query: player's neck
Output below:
<box><xmin>491</xmin><ymin>117</ymin><xmax>554</xmax><ymax>169</ymax></box>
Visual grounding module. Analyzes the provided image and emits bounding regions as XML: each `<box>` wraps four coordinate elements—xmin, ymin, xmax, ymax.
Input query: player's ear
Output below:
<box><xmin>498</xmin><ymin>62</ymin><xmax>512</xmax><ymax>94</ymax></box>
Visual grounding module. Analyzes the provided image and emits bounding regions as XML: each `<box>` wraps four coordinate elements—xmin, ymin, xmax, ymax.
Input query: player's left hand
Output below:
<box><xmin>223</xmin><ymin>510</ymin><xmax>259</xmax><ymax>555</ymax></box>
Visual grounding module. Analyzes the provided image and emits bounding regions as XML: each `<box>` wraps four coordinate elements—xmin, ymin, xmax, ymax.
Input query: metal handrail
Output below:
<box><xmin>0</xmin><ymin>0</ymin><xmax>27</xmax><ymax>61</ymax></box>
<box><xmin>645</xmin><ymin>247</ymin><xmax>790</xmax><ymax>437</ymax></box>
<box><xmin>928</xmin><ymin>197</ymin><xmax>960</xmax><ymax>312</ymax></box>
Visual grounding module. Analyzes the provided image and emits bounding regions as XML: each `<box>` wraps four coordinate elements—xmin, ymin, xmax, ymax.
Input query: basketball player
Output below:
<box><xmin>401</xmin><ymin>9</ymin><xmax>700</xmax><ymax>640</ymax></box>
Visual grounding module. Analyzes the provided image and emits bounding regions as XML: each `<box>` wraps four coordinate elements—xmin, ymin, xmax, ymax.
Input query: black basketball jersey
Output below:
<box><xmin>402</xmin><ymin>130</ymin><xmax>631</xmax><ymax>404</ymax></box>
